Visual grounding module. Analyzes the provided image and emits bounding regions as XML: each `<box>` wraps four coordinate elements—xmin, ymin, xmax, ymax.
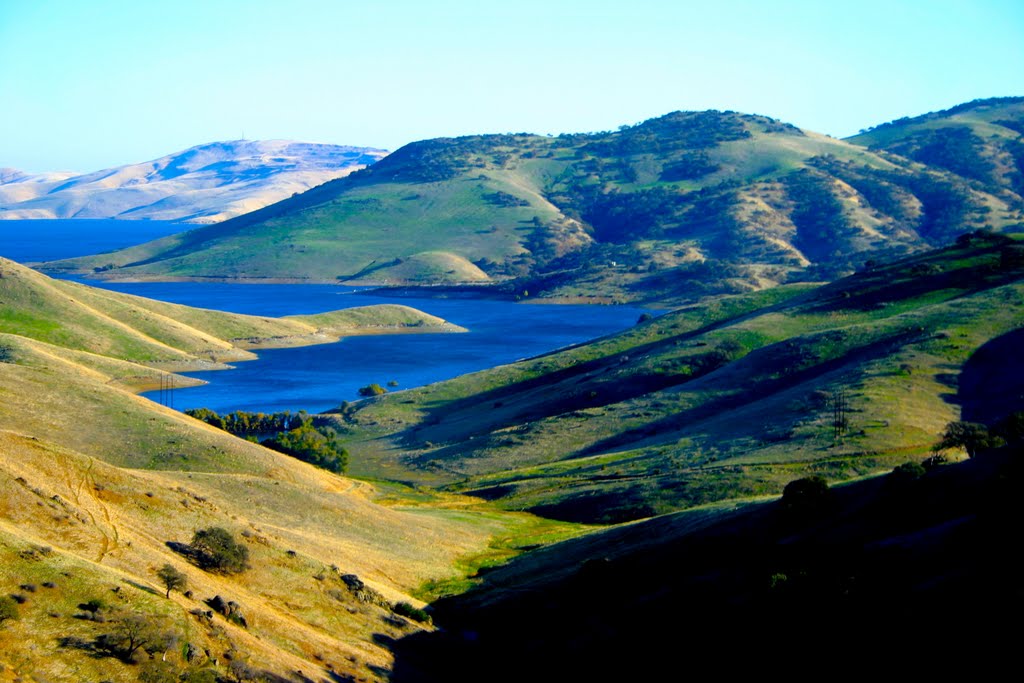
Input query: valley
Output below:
<box><xmin>3</xmin><ymin>96</ymin><xmax>1024</xmax><ymax>681</ymax></box>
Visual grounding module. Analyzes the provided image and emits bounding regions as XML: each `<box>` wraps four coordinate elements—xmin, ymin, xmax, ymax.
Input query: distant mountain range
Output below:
<box><xmin>42</xmin><ymin>98</ymin><xmax>1024</xmax><ymax>305</ymax></box>
<box><xmin>0</xmin><ymin>140</ymin><xmax>387</xmax><ymax>223</ymax></box>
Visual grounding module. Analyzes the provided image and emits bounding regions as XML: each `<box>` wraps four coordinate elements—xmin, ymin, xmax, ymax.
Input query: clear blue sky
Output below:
<box><xmin>1</xmin><ymin>0</ymin><xmax>1022</xmax><ymax>172</ymax></box>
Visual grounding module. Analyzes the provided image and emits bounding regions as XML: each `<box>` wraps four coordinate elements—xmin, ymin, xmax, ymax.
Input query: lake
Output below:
<box><xmin>3</xmin><ymin>219</ymin><xmax>651</xmax><ymax>415</ymax></box>
<box><xmin>0</xmin><ymin>218</ymin><xmax>184</xmax><ymax>263</ymax></box>
<box><xmin>95</xmin><ymin>282</ymin><xmax>649</xmax><ymax>414</ymax></box>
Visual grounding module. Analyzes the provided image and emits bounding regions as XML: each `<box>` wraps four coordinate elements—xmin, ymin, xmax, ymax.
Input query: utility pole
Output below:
<box><xmin>832</xmin><ymin>389</ymin><xmax>848</xmax><ymax>440</ymax></box>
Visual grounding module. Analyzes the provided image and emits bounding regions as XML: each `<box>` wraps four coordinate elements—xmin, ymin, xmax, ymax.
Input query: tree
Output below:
<box><xmin>97</xmin><ymin>613</ymin><xmax>171</xmax><ymax>662</ymax></box>
<box><xmin>156</xmin><ymin>563</ymin><xmax>188</xmax><ymax>598</ymax></box>
<box><xmin>0</xmin><ymin>595</ymin><xmax>18</xmax><ymax>626</ymax></box>
<box><xmin>933</xmin><ymin>421</ymin><xmax>1004</xmax><ymax>458</ymax></box>
<box><xmin>890</xmin><ymin>461</ymin><xmax>926</xmax><ymax>482</ymax></box>
<box><xmin>781</xmin><ymin>476</ymin><xmax>830</xmax><ymax>513</ymax></box>
<box><xmin>358</xmin><ymin>383</ymin><xmax>387</xmax><ymax>397</ymax></box>
<box><xmin>190</xmin><ymin>527</ymin><xmax>249</xmax><ymax>574</ymax></box>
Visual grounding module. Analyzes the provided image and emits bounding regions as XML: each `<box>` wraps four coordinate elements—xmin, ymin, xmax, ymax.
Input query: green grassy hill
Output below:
<box><xmin>389</xmin><ymin>439</ymin><xmax>1024</xmax><ymax>680</ymax></box>
<box><xmin>0</xmin><ymin>256</ymin><xmax>464</xmax><ymax>370</ymax></box>
<box><xmin>43</xmin><ymin>104</ymin><xmax>1024</xmax><ymax>304</ymax></box>
<box><xmin>849</xmin><ymin>96</ymin><xmax>1024</xmax><ymax>197</ymax></box>
<box><xmin>1</xmin><ymin>260</ymin><xmax>565</xmax><ymax>683</ymax></box>
<box><xmin>335</xmin><ymin>232</ymin><xmax>1024</xmax><ymax>523</ymax></box>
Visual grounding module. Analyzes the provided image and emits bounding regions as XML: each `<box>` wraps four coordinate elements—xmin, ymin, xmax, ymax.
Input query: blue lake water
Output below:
<box><xmin>100</xmin><ymin>282</ymin><xmax>648</xmax><ymax>414</ymax></box>
<box><xmin>4</xmin><ymin>219</ymin><xmax>650</xmax><ymax>415</ymax></box>
<box><xmin>0</xmin><ymin>218</ymin><xmax>184</xmax><ymax>263</ymax></box>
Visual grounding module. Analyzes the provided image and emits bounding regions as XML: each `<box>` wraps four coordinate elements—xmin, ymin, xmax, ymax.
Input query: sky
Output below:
<box><xmin>1</xmin><ymin>0</ymin><xmax>1023</xmax><ymax>172</ymax></box>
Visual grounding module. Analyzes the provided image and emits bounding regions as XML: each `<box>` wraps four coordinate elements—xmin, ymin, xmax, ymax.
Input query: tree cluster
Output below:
<box><xmin>185</xmin><ymin>408</ymin><xmax>308</xmax><ymax>436</ymax></box>
<box><xmin>782</xmin><ymin>169</ymin><xmax>856</xmax><ymax>264</ymax></box>
<box><xmin>933</xmin><ymin>421</ymin><xmax>1005</xmax><ymax>458</ymax></box>
<box><xmin>582</xmin><ymin>110</ymin><xmax>751</xmax><ymax>157</ymax></box>
<box><xmin>482</xmin><ymin>190</ymin><xmax>529</xmax><ymax>207</ymax></box>
<box><xmin>186</xmin><ymin>408</ymin><xmax>348</xmax><ymax>473</ymax></box>
<box><xmin>263</xmin><ymin>423</ymin><xmax>348</xmax><ymax>473</ymax></box>
<box><xmin>886</xmin><ymin>127</ymin><xmax>996</xmax><ymax>184</ymax></box>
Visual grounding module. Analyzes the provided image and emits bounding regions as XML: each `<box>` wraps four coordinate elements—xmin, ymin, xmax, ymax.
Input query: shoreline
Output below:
<box><xmin>36</xmin><ymin>269</ymin><xmax>643</xmax><ymax>306</ymax></box>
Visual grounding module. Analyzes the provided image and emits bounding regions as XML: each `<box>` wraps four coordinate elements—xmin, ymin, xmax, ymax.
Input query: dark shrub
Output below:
<box><xmin>891</xmin><ymin>461</ymin><xmax>926</xmax><ymax>481</ymax></box>
<box><xmin>781</xmin><ymin>476</ymin><xmax>830</xmax><ymax>513</ymax></box>
<box><xmin>394</xmin><ymin>601</ymin><xmax>432</xmax><ymax>624</ymax></box>
<box><xmin>0</xmin><ymin>595</ymin><xmax>18</xmax><ymax>625</ymax></box>
<box><xmin>190</xmin><ymin>527</ymin><xmax>249</xmax><ymax>574</ymax></box>
<box><xmin>358</xmin><ymin>383</ymin><xmax>388</xmax><ymax>397</ymax></box>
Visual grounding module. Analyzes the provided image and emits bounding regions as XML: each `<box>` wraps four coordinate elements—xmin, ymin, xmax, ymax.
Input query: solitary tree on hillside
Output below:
<box><xmin>156</xmin><ymin>563</ymin><xmax>188</xmax><ymax>598</ymax></box>
<box><xmin>933</xmin><ymin>421</ymin><xmax>1004</xmax><ymax>458</ymax></box>
<box><xmin>190</xmin><ymin>527</ymin><xmax>249</xmax><ymax>574</ymax></box>
<box><xmin>781</xmin><ymin>475</ymin><xmax>830</xmax><ymax>514</ymax></box>
<box><xmin>97</xmin><ymin>613</ymin><xmax>171</xmax><ymax>662</ymax></box>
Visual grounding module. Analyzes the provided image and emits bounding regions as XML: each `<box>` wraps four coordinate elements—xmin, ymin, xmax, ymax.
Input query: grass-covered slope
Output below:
<box><xmin>0</xmin><ymin>257</ymin><xmax>463</xmax><ymax>367</ymax></box>
<box><xmin>336</xmin><ymin>232</ymin><xmax>1024</xmax><ymax>522</ymax></box>
<box><xmin>0</xmin><ymin>259</ymin><xmax>515</xmax><ymax>682</ymax></box>
<box><xmin>849</xmin><ymin>96</ymin><xmax>1024</xmax><ymax>198</ymax></box>
<box><xmin>44</xmin><ymin>106</ymin><xmax>1024</xmax><ymax>303</ymax></box>
<box><xmin>390</xmin><ymin>440</ymin><xmax>1024</xmax><ymax>681</ymax></box>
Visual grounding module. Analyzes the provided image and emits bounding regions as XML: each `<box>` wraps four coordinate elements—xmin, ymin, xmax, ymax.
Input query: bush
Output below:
<box><xmin>890</xmin><ymin>461</ymin><xmax>926</xmax><ymax>482</ymax></box>
<box><xmin>0</xmin><ymin>595</ymin><xmax>18</xmax><ymax>625</ymax></box>
<box><xmin>781</xmin><ymin>476</ymin><xmax>830</xmax><ymax>513</ymax></box>
<box><xmin>79</xmin><ymin>598</ymin><xmax>106</xmax><ymax>620</ymax></box>
<box><xmin>358</xmin><ymin>383</ymin><xmax>388</xmax><ymax>397</ymax></box>
<box><xmin>393</xmin><ymin>601</ymin><xmax>432</xmax><ymax>624</ymax></box>
<box><xmin>190</xmin><ymin>527</ymin><xmax>249</xmax><ymax>574</ymax></box>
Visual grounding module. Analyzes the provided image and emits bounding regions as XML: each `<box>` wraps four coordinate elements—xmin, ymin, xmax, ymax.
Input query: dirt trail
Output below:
<box><xmin>57</xmin><ymin>453</ymin><xmax>122</xmax><ymax>563</ymax></box>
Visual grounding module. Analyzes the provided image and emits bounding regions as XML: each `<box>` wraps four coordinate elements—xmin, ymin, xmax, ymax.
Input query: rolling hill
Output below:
<box><xmin>0</xmin><ymin>140</ymin><xmax>387</xmax><ymax>223</ymax></box>
<box><xmin>332</xmin><ymin>231</ymin><xmax>1024</xmax><ymax>524</ymax></box>
<box><xmin>849</xmin><ymin>96</ymin><xmax>1024</xmax><ymax>198</ymax></box>
<box><xmin>390</xmin><ymin>440</ymin><xmax>1024</xmax><ymax>680</ymax></box>
<box><xmin>0</xmin><ymin>259</ymin><xmax>558</xmax><ymax>683</ymax></box>
<box><xmin>42</xmin><ymin>101</ymin><xmax>1024</xmax><ymax>305</ymax></box>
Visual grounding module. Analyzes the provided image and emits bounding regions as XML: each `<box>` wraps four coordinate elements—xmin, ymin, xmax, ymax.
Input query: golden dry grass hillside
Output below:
<box><xmin>0</xmin><ymin>259</ymin><xmax>535</xmax><ymax>682</ymax></box>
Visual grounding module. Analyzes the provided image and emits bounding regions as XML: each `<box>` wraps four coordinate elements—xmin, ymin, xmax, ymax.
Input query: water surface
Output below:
<box><xmin>123</xmin><ymin>286</ymin><xmax>649</xmax><ymax>414</ymax></box>
<box><xmin>5</xmin><ymin>218</ymin><xmax>651</xmax><ymax>414</ymax></box>
<box><xmin>0</xmin><ymin>218</ymin><xmax>183</xmax><ymax>263</ymax></box>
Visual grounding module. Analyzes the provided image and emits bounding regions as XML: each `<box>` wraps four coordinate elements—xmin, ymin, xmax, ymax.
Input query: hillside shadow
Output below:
<box><xmin>396</xmin><ymin>301</ymin><xmax>782</xmax><ymax>454</ymax></box>
<box><xmin>385</xmin><ymin>446</ymin><xmax>1024</xmax><ymax>680</ymax></box>
<box><xmin>807</xmin><ymin>237</ymin><xmax>1022</xmax><ymax>315</ymax></box>
<box><xmin>958</xmin><ymin>327</ymin><xmax>1024</xmax><ymax>423</ymax></box>
<box><xmin>573</xmin><ymin>326</ymin><xmax>928</xmax><ymax>460</ymax></box>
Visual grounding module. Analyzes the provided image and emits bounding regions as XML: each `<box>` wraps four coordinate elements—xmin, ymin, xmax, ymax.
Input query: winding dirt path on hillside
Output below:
<box><xmin>57</xmin><ymin>454</ymin><xmax>122</xmax><ymax>563</ymax></box>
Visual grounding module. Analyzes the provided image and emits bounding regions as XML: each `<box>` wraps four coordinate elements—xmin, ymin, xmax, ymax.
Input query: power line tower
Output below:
<box><xmin>159</xmin><ymin>374</ymin><xmax>175</xmax><ymax>409</ymax></box>
<box><xmin>832</xmin><ymin>389</ymin><xmax>849</xmax><ymax>440</ymax></box>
